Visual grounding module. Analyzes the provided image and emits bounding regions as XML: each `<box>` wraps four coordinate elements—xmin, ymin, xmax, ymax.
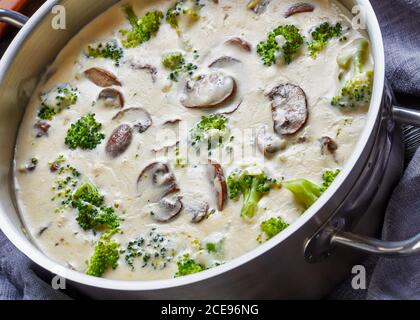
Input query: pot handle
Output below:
<box><xmin>0</xmin><ymin>9</ymin><xmax>28</xmax><ymax>29</ymax></box>
<box><xmin>329</xmin><ymin>105</ymin><xmax>420</xmax><ymax>256</ymax></box>
<box><xmin>330</xmin><ymin>230</ymin><xmax>420</xmax><ymax>256</ymax></box>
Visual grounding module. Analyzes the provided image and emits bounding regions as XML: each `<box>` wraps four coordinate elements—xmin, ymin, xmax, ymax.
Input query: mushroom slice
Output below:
<box><xmin>268</xmin><ymin>83</ymin><xmax>308</xmax><ymax>136</ymax></box>
<box><xmin>106</xmin><ymin>124</ymin><xmax>133</xmax><ymax>158</ymax></box>
<box><xmin>320</xmin><ymin>136</ymin><xmax>338</xmax><ymax>154</ymax></box>
<box><xmin>247</xmin><ymin>0</ymin><xmax>270</xmax><ymax>14</ymax></box>
<box><xmin>284</xmin><ymin>3</ymin><xmax>315</xmax><ymax>18</ymax></box>
<box><xmin>209</xmin><ymin>56</ymin><xmax>241</xmax><ymax>69</ymax></box>
<box><xmin>257</xmin><ymin>128</ymin><xmax>285</xmax><ymax>156</ymax></box>
<box><xmin>137</xmin><ymin>162</ymin><xmax>178</xmax><ymax>203</ymax></box>
<box><xmin>98</xmin><ymin>88</ymin><xmax>124</xmax><ymax>108</ymax></box>
<box><xmin>225</xmin><ymin>37</ymin><xmax>252</xmax><ymax>52</ymax></box>
<box><xmin>208</xmin><ymin>160</ymin><xmax>228</xmax><ymax>211</ymax></box>
<box><xmin>150</xmin><ymin>191</ymin><xmax>183</xmax><ymax>222</ymax></box>
<box><xmin>181</xmin><ymin>72</ymin><xmax>236</xmax><ymax>109</ymax></box>
<box><xmin>217</xmin><ymin>100</ymin><xmax>242</xmax><ymax>115</ymax></box>
<box><xmin>112</xmin><ymin>107</ymin><xmax>152</xmax><ymax>133</ymax></box>
<box><xmin>84</xmin><ymin>68</ymin><xmax>121</xmax><ymax>87</ymax></box>
<box><xmin>183</xmin><ymin>196</ymin><xmax>209</xmax><ymax>223</ymax></box>
<box><xmin>130</xmin><ymin>63</ymin><xmax>157</xmax><ymax>83</ymax></box>
<box><xmin>34</xmin><ymin>121</ymin><xmax>50</xmax><ymax>138</ymax></box>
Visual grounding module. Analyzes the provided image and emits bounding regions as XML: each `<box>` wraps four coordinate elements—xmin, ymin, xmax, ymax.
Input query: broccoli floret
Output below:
<box><xmin>332</xmin><ymin>38</ymin><xmax>373</xmax><ymax>108</ymax></box>
<box><xmin>71</xmin><ymin>182</ymin><xmax>120</xmax><ymax>231</ymax></box>
<box><xmin>320</xmin><ymin>169</ymin><xmax>340</xmax><ymax>193</ymax></box>
<box><xmin>227</xmin><ymin>167</ymin><xmax>277</xmax><ymax>219</ymax></box>
<box><xmin>162</xmin><ymin>52</ymin><xmax>185</xmax><ymax>70</ymax></box>
<box><xmin>190</xmin><ymin>114</ymin><xmax>230</xmax><ymax>150</ymax></box>
<box><xmin>65</xmin><ymin>113</ymin><xmax>105</xmax><ymax>150</ymax></box>
<box><xmin>72</xmin><ymin>181</ymin><xmax>104</xmax><ymax>206</ymax></box>
<box><xmin>175</xmin><ymin>254</ymin><xmax>206</xmax><ymax>277</ymax></box>
<box><xmin>257</xmin><ymin>25</ymin><xmax>304</xmax><ymax>66</ymax></box>
<box><xmin>87</xmin><ymin>40</ymin><xmax>124</xmax><ymax>65</ymax></box>
<box><xmin>206</xmin><ymin>243</ymin><xmax>217</xmax><ymax>253</ymax></box>
<box><xmin>257</xmin><ymin>217</ymin><xmax>289</xmax><ymax>243</ymax></box>
<box><xmin>38</xmin><ymin>84</ymin><xmax>78</xmax><ymax>120</ymax></box>
<box><xmin>166</xmin><ymin>0</ymin><xmax>202</xmax><ymax>34</ymax></box>
<box><xmin>308</xmin><ymin>22</ymin><xmax>343</xmax><ymax>58</ymax></box>
<box><xmin>284</xmin><ymin>170</ymin><xmax>341</xmax><ymax>209</ymax></box>
<box><xmin>162</xmin><ymin>52</ymin><xmax>197</xmax><ymax>81</ymax></box>
<box><xmin>38</xmin><ymin>106</ymin><xmax>56</xmax><ymax>121</ymax></box>
<box><xmin>120</xmin><ymin>5</ymin><xmax>164</xmax><ymax>48</ymax></box>
<box><xmin>87</xmin><ymin>231</ymin><xmax>120</xmax><ymax>277</ymax></box>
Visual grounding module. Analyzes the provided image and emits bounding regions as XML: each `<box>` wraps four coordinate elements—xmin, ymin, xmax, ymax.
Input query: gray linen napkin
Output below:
<box><xmin>1</xmin><ymin>0</ymin><xmax>420</xmax><ymax>300</ymax></box>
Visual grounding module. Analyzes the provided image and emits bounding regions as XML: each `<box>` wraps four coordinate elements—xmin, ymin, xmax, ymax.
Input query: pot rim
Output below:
<box><xmin>0</xmin><ymin>0</ymin><xmax>385</xmax><ymax>291</ymax></box>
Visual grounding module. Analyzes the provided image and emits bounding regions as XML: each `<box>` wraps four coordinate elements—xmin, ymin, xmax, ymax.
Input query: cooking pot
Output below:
<box><xmin>0</xmin><ymin>0</ymin><xmax>419</xmax><ymax>299</ymax></box>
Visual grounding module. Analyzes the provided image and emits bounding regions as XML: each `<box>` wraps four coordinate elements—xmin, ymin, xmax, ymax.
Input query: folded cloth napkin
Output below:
<box><xmin>1</xmin><ymin>0</ymin><xmax>420</xmax><ymax>300</ymax></box>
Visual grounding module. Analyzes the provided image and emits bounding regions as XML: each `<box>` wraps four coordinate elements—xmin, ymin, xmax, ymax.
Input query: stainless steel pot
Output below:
<box><xmin>0</xmin><ymin>0</ymin><xmax>419</xmax><ymax>299</ymax></box>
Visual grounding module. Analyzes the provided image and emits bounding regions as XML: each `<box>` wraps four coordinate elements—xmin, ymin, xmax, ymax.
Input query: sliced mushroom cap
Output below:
<box><xmin>225</xmin><ymin>37</ymin><xmax>252</xmax><ymax>52</ymax></box>
<box><xmin>284</xmin><ymin>3</ymin><xmax>315</xmax><ymax>18</ymax></box>
<box><xmin>247</xmin><ymin>0</ymin><xmax>270</xmax><ymax>14</ymax></box>
<box><xmin>181</xmin><ymin>72</ymin><xmax>236</xmax><ymax>109</ymax></box>
<box><xmin>130</xmin><ymin>63</ymin><xmax>157</xmax><ymax>83</ymax></box>
<box><xmin>34</xmin><ymin>121</ymin><xmax>50</xmax><ymax>138</ymax></box>
<box><xmin>98</xmin><ymin>88</ymin><xmax>124</xmax><ymax>108</ymax></box>
<box><xmin>112</xmin><ymin>107</ymin><xmax>152</xmax><ymax>133</ymax></box>
<box><xmin>209</xmin><ymin>56</ymin><xmax>241</xmax><ymax>69</ymax></box>
<box><xmin>320</xmin><ymin>136</ymin><xmax>338</xmax><ymax>154</ymax></box>
<box><xmin>137</xmin><ymin>162</ymin><xmax>179</xmax><ymax>203</ymax></box>
<box><xmin>106</xmin><ymin>124</ymin><xmax>133</xmax><ymax>158</ymax></box>
<box><xmin>149</xmin><ymin>192</ymin><xmax>183</xmax><ymax>222</ymax></box>
<box><xmin>268</xmin><ymin>83</ymin><xmax>308</xmax><ymax>136</ymax></box>
<box><xmin>183</xmin><ymin>196</ymin><xmax>209</xmax><ymax>223</ymax></box>
<box><xmin>257</xmin><ymin>129</ymin><xmax>286</xmax><ymax>156</ymax></box>
<box><xmin>84</xmin><ymin>68</ymin><xmax>121</xmax><ymax>87</ymax></box>
<box><xmin>217</xmin><ymin>100</ymin><xmax>242</xmax><ymax>115</ymax></box>
<box><xmin>208</xmin><ymin>160</ymin><xmax>228</xmax><ymax>211</ymax></box>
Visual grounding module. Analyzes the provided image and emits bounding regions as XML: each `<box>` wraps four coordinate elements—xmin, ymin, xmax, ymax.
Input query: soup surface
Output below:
<box><xmin>14</xmin><ymin>0</ymin><xmax>373</xmax><ymax>280</ymax></box>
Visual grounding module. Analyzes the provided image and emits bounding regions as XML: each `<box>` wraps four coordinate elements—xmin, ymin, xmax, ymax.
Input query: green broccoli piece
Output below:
<box><xmin>87</xmin><ymin>231</ymin><xmax>120</xmax><ymax>277</ymax></box>
<box><xmin>257</xmin><ymin>25</ymin><xmax>304</xmax><ymax>65</ymax></box>
<box><xmin>206</xmin><ymin>243</ymin><xmax>217</xmax><ymax>253</ymax></box>
<box><xmin>258</xmin><ymin>217</ymin><xmax>289</xmax><ymax>243</ymax></box>
<box><xmin>162</xmin><ymin>52</ymin><xmax>185</xmax><ymax>70</ymax></box>
<box><xmin>320</xmin><ymin>169</ymin><xmax>340</xmax><ymax>193</ymax></box>
<box><xmin>87</xmin><ymin>40</ymin><xmax>124</xmax><ymax>65</ymax></box>
<box><xmin>332</xmin><ymin>38</ymin><xmax>374</xmax><ymax>108</ymax></box>
<box><xmin>166</xmin><ymin>0</ymin><xmax>202</xmax><ymax>34</ymax></box>
<box><xmin>38</xmin><ymin>106</ymin><xmax>56</xmax><ymax>121</ymax></box>
<box><xmin>190</xmin><ymin>114</ymin><xmax>230</xmax><ymax>150</ymax></box>
<box><xmin>72</xmin><ymin>181</ymin><xmax>104</xmax><ymax>206</ymax></box>
<box><xmin>71</xmin><ymin>181</ymin><xmax>120</xmax><ymax>231</ymax></box>
<box><xmin>308</xmin><ymin>22</ymin><xmax>343</xmax><ymax>58</ymax></box>
<box><xmin>227</xmin><ymin>167</ymin><xmax>277</xmax><ymax>219</ymax></box>
<box><xmin>284</xmin><ymin>170</ymin><xmax>340</xmax><ymax>209</ymax></box>
<box><xmin>120</xmin><ymin>5</ymin><xmax>164</xmax><ymax>48</ymax></box>
<box><xmin>38</xmin><ymin>84</ymin><xmax>78</xmax><ymax>120</ymax></box>
<box><xmin>162</xmin><ymin>52</ymin><xmax>197</xmax><ymax>81</ymax></box>
<box><xmin>65</xmin><ymin>113</ymin><xmax>105</xmax><ymax>150</ymax></box>
<box><xmin>175</xmin><ymin>254</ymin><xmax>206</xmax><ymax>277</ymax></box>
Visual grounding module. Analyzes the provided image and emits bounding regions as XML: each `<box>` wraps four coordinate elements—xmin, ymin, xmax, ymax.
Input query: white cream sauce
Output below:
<box><xmin>14</xmin><ymin>0</ymin><xmax>372</xmax><ymax>280</ymax></box>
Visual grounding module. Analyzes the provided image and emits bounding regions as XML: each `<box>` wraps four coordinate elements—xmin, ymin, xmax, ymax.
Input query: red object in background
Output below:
<box><xmin>0</xmin><ymin>0</ymin><xmax>28</xmax><ymax>38</ymax></box>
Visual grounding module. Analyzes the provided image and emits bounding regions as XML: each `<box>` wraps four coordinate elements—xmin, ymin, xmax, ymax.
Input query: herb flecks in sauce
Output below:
<box><xmin>124</xmin><ymin>228</ymin><xmax>175</xmax><ymax>271</ymax></box>
<box><xmin>87</xmin><ymin>40</ymin><xmax>124</xmax><ymax>66</ymax></box>
<box><xmin>38</xmin><ymin>84</ymin><xmax>79</xmax><ymax>120</ymax></box>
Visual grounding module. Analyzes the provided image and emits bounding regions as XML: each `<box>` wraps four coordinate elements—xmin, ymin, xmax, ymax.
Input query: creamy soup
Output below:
<box><xmin>14</xmin><ymin>0</ymin><xmax>373</xmax><ymax>280</ymax></box>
